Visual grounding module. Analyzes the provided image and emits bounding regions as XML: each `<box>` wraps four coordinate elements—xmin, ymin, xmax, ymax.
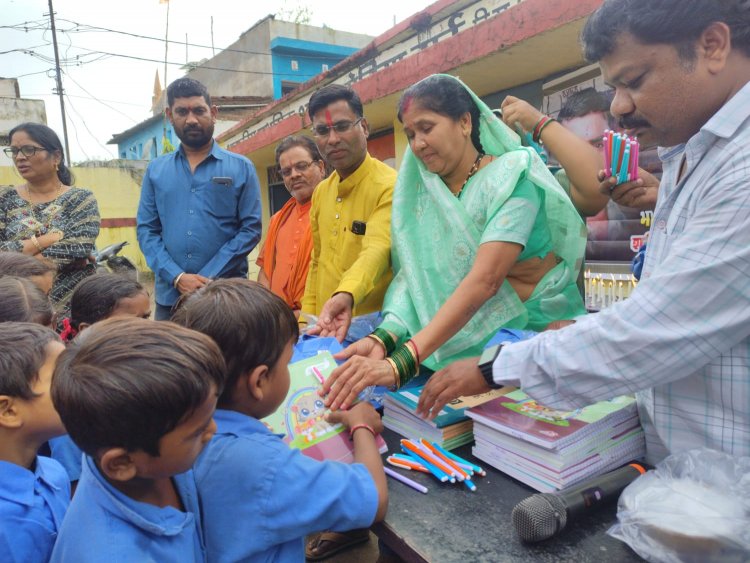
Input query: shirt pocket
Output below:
<box><xmin>202</xmin><ymin>181</ymin><xmax>239</xmax><ymax>219</ymax></box>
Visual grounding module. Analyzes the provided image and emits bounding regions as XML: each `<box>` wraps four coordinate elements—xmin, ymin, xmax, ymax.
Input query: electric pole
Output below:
<box><xmin>47</xmin><ymin>0</ymin><xmax>71</xmax><ymax>162</ymax></box>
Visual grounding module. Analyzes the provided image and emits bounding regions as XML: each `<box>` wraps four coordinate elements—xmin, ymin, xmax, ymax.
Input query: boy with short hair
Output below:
<box><xmin>49</xmin><ymin>318</ymin><xmax>226</xmax><ymax>563</ymax></box>
<box><xmin>173</xmin><ymin>279</ymin><xmax>388</xmax><ymax>562</ymax></box>
<box><xmin>0</xmin><ymin>322</ymin><xmax>69</xmax><ymax>563</ymax></box>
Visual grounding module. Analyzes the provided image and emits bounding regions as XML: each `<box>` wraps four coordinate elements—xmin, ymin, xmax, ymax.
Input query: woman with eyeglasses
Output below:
<box><xmin>1</xmin><ymin>122</ymin><xmax>100</xmax><ymax>320</ymax></box>
<box><xmin>256</xmin><ymin>135</ymin><xmax>326</xmax><ymax>316</ymax></box>
<box><xmin>320</xmin><ymin>74</ymin><xmax>588</xmax><ymax>411</ymax></box>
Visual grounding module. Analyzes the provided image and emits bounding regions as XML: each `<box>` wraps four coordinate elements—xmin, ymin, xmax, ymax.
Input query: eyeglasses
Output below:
<box><xmin>280</xmin><ymin>160</ymin><xmax>318</xmax><ymax>178</ymax></box>
<box><xmin>311</xmin><ymin>118</ymin><xmax>363</xmax><ymax>138</ymax></box>
<box><xmin>4</xmin><ymin>145</ymin><xmax>48</xmax><ymax>158</ymax></box>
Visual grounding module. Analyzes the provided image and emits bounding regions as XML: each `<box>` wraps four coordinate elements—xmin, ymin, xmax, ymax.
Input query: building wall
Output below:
<box><xmin>270</xmin><ymin>37</ymin><xmax>360</xmax><ymax>99</ymax></box>
<box><xmin>0</xmin><ymin>163</ymin><xmax>149</xmax><ymax>271</ymax></box>
<box><xmin>188</xmin><ymin>18</ymin><xmax>275</xmax><ymax>99</ymax></box>
<box><xmin>117</xmin><ymin>118</ymin><xmax>173</xmax><ymax>160</ymax></box>
<box><xmin>0</xmin><ymin>97</ymin><xmax>47</xmax><ymax>164</ymax></box>
<box><xmin>116</xmin><ymin>119</ymin><xmax>237</xmax><ymax>161</ymax></box>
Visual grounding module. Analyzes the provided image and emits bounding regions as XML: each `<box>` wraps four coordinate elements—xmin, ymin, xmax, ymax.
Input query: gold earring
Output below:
<box><xmin>55</xmin><ymin>163</ymin><xmax>59</xmax><ymax>171</ymax></box>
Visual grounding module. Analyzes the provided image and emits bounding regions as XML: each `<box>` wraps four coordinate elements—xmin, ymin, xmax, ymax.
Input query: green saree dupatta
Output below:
<box><xmin>379</xmin><ymin>74</ymin><xmax>586</xmax><ymax>370</ymax></box>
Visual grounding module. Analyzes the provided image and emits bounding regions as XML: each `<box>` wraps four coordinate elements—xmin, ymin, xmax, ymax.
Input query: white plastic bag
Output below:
<box><xmin>608</xmin><ymin>448</ymin><xmax>750</xmax><ymax>563</ymax></box>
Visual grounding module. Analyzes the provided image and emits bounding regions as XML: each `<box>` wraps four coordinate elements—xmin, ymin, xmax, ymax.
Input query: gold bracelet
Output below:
<box><xmin>367</xmin><ymin>333</ymin><xmax>387</xmax><ymax>355</ymax></box>
<box><xmin>30</xmin><ymin>234</ymin><xmax>43</xmax><ymax>253</ymax></box>
<box><xmin>385</xmin><ymin>357</ymin><xmax>400</xmax><ymax>390</ymax></box>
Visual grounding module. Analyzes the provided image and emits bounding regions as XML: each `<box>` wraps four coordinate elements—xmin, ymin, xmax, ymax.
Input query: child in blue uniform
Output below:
<box><xmin>173</xmin><ymin>279</ymin><xmax>388</xmax><ymax>563</ymax></box>
<box><xmin>0</xmin><ymin>322</ymin><xmax>69</xmax><ymax>563</ymax></box>
<box><xmin>51</xmin><ymin>273</ymin><xmax>152</xmax><ymax>486</ymax></box>
<box><xmin>49</xmin><ymin>318</ymin><xmax>226</xmax><ymax>563</ymax></box>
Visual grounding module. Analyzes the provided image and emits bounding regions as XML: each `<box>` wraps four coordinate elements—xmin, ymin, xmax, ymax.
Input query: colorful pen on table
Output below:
<box><xmin>387</xmin><ymin>456</ymin><xmax>430</xmax><ymax>473</ymax></box>
<box><xmin>433</xmin><ymin>444</ymin><xmax>486</xmax><ymax>477</ymax></box>
<box><xmin>404</xmin><ymin>439</ymin><xmax>463</xmax><ymax>482</ymax></box>
<box><xmin>419</xmin><ymin>439</ymin><xmax>471</xmax><ymax>480</ymax></box>
<box><xmin>384</xmin><ymin>466</ymin><xmax>428</xmax><ymax>494</ymax></box>
<box><xmin>400</xmin><ymin>440</ymin><xmax>454</xmax><ymax>483</ymax></box>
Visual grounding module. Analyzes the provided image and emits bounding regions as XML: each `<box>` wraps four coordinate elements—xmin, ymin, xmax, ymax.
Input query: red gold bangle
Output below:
<box><xmin>533</xmin><ymin>116</ymin><xmax>557</xmax><ymax>144</ymax></box>
<box><xmin>349</xmin><ymin>424</ymin><xmax>377</xmax><ymax>439</ymax></box>
<box><xmin>406</xmin><ymin>339</ymin><xmax>421</xmax><ymax>365</ymax></box>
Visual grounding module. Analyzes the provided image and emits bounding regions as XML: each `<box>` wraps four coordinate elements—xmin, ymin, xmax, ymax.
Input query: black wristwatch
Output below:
<box><xmin>477</xmin><ymin>344</ymin><xmax>504</xmax><ymax>389</ymax></box>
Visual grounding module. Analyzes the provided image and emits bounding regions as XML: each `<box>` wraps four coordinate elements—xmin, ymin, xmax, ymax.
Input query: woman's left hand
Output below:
<box><xmin>320</xmin><ymin>356</ymin><xmax>396</xmax><ymax>411</ymax></box>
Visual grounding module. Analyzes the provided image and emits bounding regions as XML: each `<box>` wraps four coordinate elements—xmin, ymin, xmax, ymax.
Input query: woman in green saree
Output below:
<box><xmin>321</xmin><ymin>74</ymin><xmax>586</xmax><ymax>410</ymax></box>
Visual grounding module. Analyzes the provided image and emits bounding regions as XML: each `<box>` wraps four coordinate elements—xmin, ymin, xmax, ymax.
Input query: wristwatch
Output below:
<box><xmin>477</xmin><ymin>344</ymin><xmax>504</xmax><ymax>389</ymax></box>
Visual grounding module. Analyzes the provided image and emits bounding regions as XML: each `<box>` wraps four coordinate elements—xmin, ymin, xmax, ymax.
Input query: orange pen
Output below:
<box><xmin>419</xmin><ymin>438</ymin><xmax>470</xmax><ymax>480</ymax></box>
<box><xmin>401</xmin><ymin>439</ymin><xmax>463</xmax><ymax>482</ymax></box>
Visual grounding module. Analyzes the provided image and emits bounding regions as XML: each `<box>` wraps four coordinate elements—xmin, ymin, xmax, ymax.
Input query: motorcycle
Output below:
<box><xmin>92</xmin><ymin>241</ymin><xmax>138</xmax><ymax>281</ymax></box>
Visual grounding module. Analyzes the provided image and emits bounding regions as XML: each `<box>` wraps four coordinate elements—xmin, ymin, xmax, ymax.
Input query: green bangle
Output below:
<box><xmin>372</xmin><ymin>328</ymin><xmax>397</xmax><ymax>355</ymax></box>
<box><xmin>390</xmin><ymin>344</ymin><xmax>419</xmax><ymax>387</ymax></box>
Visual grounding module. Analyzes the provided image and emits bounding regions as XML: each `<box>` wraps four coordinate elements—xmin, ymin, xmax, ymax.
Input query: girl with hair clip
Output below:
<box><xmin>322</xmin><ymin>74</ymin><xmax>587</xmax><ymax>411</ymax></box>
<box><xmin>1</xmin><ymin>122</ymin><xmax>100</xmax><ymax>318</ymax></box>
<box><xmin>59</xmin><ymin>272</ymin><xmax>151</xmax><ymax>341</ymax></box>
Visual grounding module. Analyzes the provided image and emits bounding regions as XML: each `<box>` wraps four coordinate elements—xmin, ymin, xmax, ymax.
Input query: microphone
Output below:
<box><xmin>511</xmin><ymin>462</ymin><xmax>647</xmax><ymax>542</ymax></box>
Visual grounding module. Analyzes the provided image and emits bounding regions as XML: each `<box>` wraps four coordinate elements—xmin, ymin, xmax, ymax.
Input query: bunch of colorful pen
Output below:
<box><xmin>602</xmin><ymin>130</ymin><xmax>639</xmax><ymax>185</ymax></box>
<box><xmin>385</xmin><ymin>438</ymin><xmax>486</xmax><ymax>493</ymax></box>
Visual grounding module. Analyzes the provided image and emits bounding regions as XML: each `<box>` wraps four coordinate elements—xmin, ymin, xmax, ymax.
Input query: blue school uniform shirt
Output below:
<box><xmin>193</xmin><ymin>409</ymin><xmax>378</xmax><ymax>563</ymax></box>
<box><xmin>48</xmin><ymin>435</ymin><xmax>83</xmax><ymax>482</ymax></box>
<box><xmin>0</xmin><ymin>456</ymin><xmax>70</xmax><ymax>563</ymax></box>
<box><xmin>50</xmin><ymin>455</ymin><xmax>205</xmax><ymax>563</ymax></box>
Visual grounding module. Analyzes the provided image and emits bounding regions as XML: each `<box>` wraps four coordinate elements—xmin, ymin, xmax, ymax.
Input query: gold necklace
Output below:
<box><xmin>455</xmin><ymin>152</ymin><xmax>485</xmax><ymax>198</ymax></box>
<box><xmin>25</xmin><ymin>182</ymin><xmax>63</xmax><ymax>204</ymax></box>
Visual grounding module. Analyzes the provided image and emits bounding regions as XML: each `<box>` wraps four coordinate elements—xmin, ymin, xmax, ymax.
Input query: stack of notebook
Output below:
<box><xmin>383</xmin><ymin>374</ymin><xmax>508</xmax><ymax>450</ymax></box>
<box><xmin>467</xmin><ymin>390</ymin><xmax>645</xmax><ymax>492</ymax></box>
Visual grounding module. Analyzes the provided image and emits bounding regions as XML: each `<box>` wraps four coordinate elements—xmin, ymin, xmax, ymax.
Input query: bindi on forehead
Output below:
<box><xmin>324</xmin><ymin>109</ymin><xmax>334</xmax><ymax>127</ymax></box>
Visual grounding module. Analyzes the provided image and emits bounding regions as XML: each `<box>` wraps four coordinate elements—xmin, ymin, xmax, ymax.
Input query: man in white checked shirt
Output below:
<box><xmin>416</xmin><ymin>0</ymin><xmax>750</xmax><ymax>464</ymax></box>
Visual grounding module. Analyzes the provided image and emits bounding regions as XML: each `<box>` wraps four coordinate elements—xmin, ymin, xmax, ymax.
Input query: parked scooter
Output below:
<box><xmin>92</xmin><ymin>241</ymin><xmax>138</xmax><ymax>281</ymax></box>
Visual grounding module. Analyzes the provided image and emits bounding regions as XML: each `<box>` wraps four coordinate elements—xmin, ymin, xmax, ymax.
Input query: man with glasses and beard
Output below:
<box><xmin>137</xmin><ymin>77</ymin><xmax>262</xmax><ymax>320</ymax></box>
<box><xmin>302</xmin><ymin>84</ymin><xmax>396</xmax><ymax>344</ymax></box>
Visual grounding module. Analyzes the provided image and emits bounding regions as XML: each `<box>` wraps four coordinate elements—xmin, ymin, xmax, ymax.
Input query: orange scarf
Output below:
<box><xmin>261</xmin><ymin>198</ymin><xmax>313</xmax><ymax>310</ymax></box>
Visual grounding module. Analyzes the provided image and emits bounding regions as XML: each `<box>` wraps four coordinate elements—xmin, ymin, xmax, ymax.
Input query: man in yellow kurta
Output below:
<box><xmin>302</xmin><ymin>85</ymin><xmax>395</xmax><ymax>341</ymax></box>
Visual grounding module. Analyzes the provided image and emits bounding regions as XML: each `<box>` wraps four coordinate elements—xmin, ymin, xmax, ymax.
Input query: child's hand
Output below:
<box><xmin>326</xmin><ymin>402</ymin><xmax>383</xmax><ymax>434</ymax></box>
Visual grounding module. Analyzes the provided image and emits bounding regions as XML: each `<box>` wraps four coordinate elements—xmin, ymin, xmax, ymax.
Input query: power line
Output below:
<box><xmin>24</xmin><ymin>91</ymin><xmax>144</xmax><ymax>108</ymax></box>
<box><xmin>64</xmin><ymin>92</ymin><xmax>113</xmax><ymax>156</ymax></box>
<box><xmin>62</xmin><ymin>97</ymin><xmax>90</xmax><ymax>161</ymax></box>
<box><xmin>54</xmin><ymin>18</ymin><xmax>340</xmax><ymax>61</ymax></box>
<box><xmin>40</xmin><ymin>44</ymin><xmax>323</xmax><ymax>77</ymax></box>
<box><xmin>62</xmin><ymin>71</ymin><xmax>140</xmax><ymax>123</ymax></box>
<box><xmin>0</xmin><ymin>43</ymin><xmax>51</xmax><ymax>55</ymax></box>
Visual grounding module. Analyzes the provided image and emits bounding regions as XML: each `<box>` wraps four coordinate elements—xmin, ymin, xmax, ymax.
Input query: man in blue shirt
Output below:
<box><xmin>137</xmin><ymin>77</ymin><xmax>262</xmax><ymax>320</ymax></box>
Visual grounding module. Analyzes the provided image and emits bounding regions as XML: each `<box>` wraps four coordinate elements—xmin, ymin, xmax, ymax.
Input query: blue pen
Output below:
<box><xmin>612</xmin><ymin>134</ymin><xmax>622</xmax><ymax>177</ymax></box>
<box><xmin>432</xmin><ymin>442</ymin><xmax>486</xmax><ymax>477</ymax></box>
<box><xmin>400</xmin><ymin>447</ymin><xmax>452</xmax><ymax>483</ymax></box>
<box><xmin>463</xmin><ymin>478</ymin><xmax>477</xmax><ymax>492</ymax></box>
<box><xmin>619</xmin><ymin>144</ymin><xmax>631</xmax><ymax>185</ymax></box>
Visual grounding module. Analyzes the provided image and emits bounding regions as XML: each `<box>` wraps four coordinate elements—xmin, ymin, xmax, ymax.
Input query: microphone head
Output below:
<box><xmin>511</xmin><ymin>493</ymin><xmax>568</xmax><ymax>542</ymax></box>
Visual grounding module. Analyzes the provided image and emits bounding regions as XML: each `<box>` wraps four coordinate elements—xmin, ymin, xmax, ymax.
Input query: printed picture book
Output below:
<box><xmin>263</xmin><ymin>351</ymin><xmax>387</xmax><ymax>462</ymax></box>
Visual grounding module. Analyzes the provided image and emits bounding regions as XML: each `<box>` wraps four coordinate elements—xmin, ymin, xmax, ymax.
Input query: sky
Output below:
<box><xmin>0</xmin><ymin>0</ymin><xmax>432</xmax><ymax>163</ymax></box>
